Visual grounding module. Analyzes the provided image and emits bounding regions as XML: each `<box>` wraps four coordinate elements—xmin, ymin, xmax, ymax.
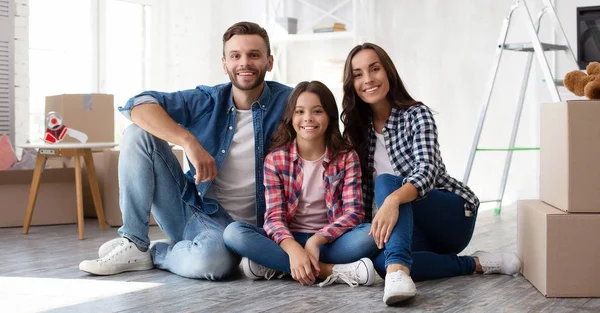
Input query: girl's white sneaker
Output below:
<box><xmin>318</xmin><ymin>257</ymin><xmax>375</xmax><ymax>287</ymax></box>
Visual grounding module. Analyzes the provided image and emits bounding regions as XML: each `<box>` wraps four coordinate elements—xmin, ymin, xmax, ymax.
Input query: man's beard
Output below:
<box><xmin>227</xmin><ymin>64</ymin><xmax>268</xmax><ymax>91</ymax></box>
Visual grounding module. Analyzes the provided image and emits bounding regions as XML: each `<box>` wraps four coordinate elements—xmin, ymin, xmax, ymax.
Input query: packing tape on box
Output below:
<box><xmin>84</xmin><ymin>94</ymin><xmax>93</xmax><ymax>111</ymax></box>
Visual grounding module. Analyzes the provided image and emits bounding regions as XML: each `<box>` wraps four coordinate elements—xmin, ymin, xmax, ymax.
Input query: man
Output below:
<box><xmin>79</xmin><ymin>21</ymin><xmax>292</xmax><ymax>280</ymax></box>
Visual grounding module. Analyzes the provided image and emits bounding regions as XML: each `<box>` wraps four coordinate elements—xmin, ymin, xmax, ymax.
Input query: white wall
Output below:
<box><xmin>358</xmin><ymin>0</ymin><xmax>547</xmax><ymax>208</ymax></box>
<box><xmin>136</xmin><ymin>0</ymin><xmax>593</xmax><ymax>209</ymax></box>
<box><xmin>14</xmin><ymin>0</ymin><xmax>591</xmax><ymax>209</ymax></box>
<box><xmin>164</xmin><ymin>0</ymin><xmax>266</xmax><ymax>90</ymax></box>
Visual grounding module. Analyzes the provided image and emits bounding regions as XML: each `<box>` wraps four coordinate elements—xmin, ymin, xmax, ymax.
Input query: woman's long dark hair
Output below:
<box><xmin>270</xmin><ymin>81</ymin><xmax>350</xmax><ymax>159</ymax></box>
<box><xmin>340</xmin><ymin>43</ymin><xmax>419</xmax><ymax>169</ymax></box>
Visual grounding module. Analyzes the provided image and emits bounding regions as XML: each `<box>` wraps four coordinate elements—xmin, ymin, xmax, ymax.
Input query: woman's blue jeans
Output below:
<box><xmin>372</xmin><ymin>174</ymin><xmax>477</xmax><ymax>282</ymax></box>
<box><xmin>223</xmin><ymin>222</ymin><xmax>379</xmax><ymax>273</ymax></box>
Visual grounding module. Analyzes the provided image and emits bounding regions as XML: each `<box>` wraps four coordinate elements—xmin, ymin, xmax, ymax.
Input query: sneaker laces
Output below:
<box><xmin>249</xmin><ymin>261</ymin><xmax>285</xmax><ymax>280</ymax></box>
<box><xmin>318</xmin><ymin>262</ymin><xmax>362</xmax><ymax>287</ymax></box>
<box><xmin>262</xmin><ymin>268</ymin><xmax>283</xmax><ymax>280</ymax></box>
<box><xmin>386</xmin><ymin>270</ymin><xmax>409</xmax><ymax>284</ymax></box>
<box><xmin>318</xmin><ymin>272</ymin><xmax>359</xmax><ymax>287</ymax></box>
<box><xmin>97</xmin><ymin>239</ymin><xmax>129</xmax><ymax>263</ymax></box>
<box><xmin>481</xmin><ymin>264</ymin><xmax>501</xmax><ymax>274</ymax></box>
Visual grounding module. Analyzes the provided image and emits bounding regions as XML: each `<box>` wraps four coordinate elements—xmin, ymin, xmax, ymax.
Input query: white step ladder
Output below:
<box><xmin>463</xmin><ymin>0</ymin><xmax>579</xmax><ymax>214</ymax></box>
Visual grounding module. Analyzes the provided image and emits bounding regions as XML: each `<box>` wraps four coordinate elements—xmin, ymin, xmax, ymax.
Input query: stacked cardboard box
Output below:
<box><xmin>518</xmin><ymin>100</ymin><xmax>600</xmax><ymax>297</ymax></box>
<box><xmin>0</xmin><ymin>168</ymin><xmax>77</xmax><ymax>227</ymax></box>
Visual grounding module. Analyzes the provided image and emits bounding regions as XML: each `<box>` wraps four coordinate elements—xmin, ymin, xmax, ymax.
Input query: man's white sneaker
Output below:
<box><xmin>99</xmin><ymin>237</ymin><xmax>175</xmax><ymax>258</ymax></box>
<box><xmin>318</xmin><ymin>257</ymin><xmax>375</xmax><ymax>287</ymax></box>
<box><xmin>98</xmin><ymin>237</ymin><xmax>122</xmax><ymax>258</ymax></box>
<box><xmin>383</xmin><ymin>270</ymin><xmax>416</xmax><ymax>305</ymax></box>
<box><xmin>80</xmin><ymin>238</ymin><xmax>153</xmax><ymax>275</ymax></box>
<box><xmin>241</xmin><ymin>257</ymin><xmax>282</xmax><ymax>280</ymax></box>
<box><xmin>472</xmin><ymin>251</ymin><xmax>521</xmax><ymax>275</ymax></box>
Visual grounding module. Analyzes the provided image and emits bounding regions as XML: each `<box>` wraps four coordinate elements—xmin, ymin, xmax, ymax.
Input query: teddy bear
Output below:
<box><xmin>563</xmin><ymin>61</ymin><xmax>600</xmax><ymax>100</ymax></box>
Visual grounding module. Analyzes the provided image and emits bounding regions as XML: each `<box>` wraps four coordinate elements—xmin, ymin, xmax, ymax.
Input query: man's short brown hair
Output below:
<box><xmin>222</xmin><ymin>21</ymin><xmax>271</xmax><ymax>56</ymax></box>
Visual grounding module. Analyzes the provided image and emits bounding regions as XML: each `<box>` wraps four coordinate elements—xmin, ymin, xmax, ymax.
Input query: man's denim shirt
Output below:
<box><xmin>118</xmin><ymin>81</ymin><xmax>292</xmax><ymax>226</ymax></box>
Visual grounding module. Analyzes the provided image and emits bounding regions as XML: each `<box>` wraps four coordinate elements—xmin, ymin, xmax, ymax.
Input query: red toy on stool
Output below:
<box><xmin>44</xmin><ymin>111</ymin><xmax>88</xmax><ymax>144</ymax></box>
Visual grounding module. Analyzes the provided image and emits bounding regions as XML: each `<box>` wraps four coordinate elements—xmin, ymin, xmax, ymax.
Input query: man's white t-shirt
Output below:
<box><xmin>205</xmin><ymin>109</ymin><xmax>256</xmax><ymax>225</ymax></box>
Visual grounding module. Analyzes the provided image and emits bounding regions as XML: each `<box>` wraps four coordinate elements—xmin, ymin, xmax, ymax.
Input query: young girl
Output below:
<box><xmin>341</xmin><ymin>43</ymin><xmax>521</xmax><ymax>305</ymax></box>
<box><xmin>224</xmin><ymin>81</ymin><xmax>379</xmax><ymax>287</ymax></box>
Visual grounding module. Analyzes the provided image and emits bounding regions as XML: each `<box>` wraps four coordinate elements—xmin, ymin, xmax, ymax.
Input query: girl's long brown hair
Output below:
<box><xmin>270</xmin><ymin>81</ymin><xmax>350</xmax><ymax>159</ymax></box>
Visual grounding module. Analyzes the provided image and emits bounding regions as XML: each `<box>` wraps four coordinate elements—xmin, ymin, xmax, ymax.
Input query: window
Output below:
<box><xmin>28</xmin><ymin>0</ymin><xmax>163</xmax><ymax>143</ymax></box>
<box><xmin>29</xmin><ymin>0</ymin><xmax>93</xmax><ymax>141</ymax></box>
<box><xmin>103</xmin><ymin>0</ymin><xmax>156</xmax><ymax>143</ymax></box>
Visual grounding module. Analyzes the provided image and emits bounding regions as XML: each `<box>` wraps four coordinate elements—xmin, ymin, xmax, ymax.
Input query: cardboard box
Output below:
<box><xmin>0</xmin><ymin>168</ymin><xmax>77</xmax><ymax>227</ymax></box>
<box><xmin>517</xmin><ymin>200</ymin><xmax>600</xmax><ymax>297</ymax></box>
<box><xmin>82</xmin><ymin>148</ymin><xmax>185</xmax><ymax>226</ymax></box>
<box><xmin>540</xmin><ymin>100</ymin><xmax>600</xmax><ymax>213</ymax></box>
<box><xmin>45</xmin><ymin>94</ymin><xmax>115</xmax><ymax>144</ymax></box>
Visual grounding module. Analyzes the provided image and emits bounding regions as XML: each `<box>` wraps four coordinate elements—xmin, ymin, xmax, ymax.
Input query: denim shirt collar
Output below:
<box><xmin>226</xmin><ymin>82</ymin><xmax>273</xmax><ymax>112</ymax></box>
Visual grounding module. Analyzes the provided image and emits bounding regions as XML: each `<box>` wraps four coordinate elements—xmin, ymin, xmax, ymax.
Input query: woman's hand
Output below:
<box><xmin>304</xmin><ymin>234</ymin><xmax>327</xmax><ymax>276</ymax></box>
<box><xmin>369</xmin><ymin>196</ymin><xmax>400</xmax><ymax>249</ymax></box>
<box><xmin>287</xmin><ymin>244</ymin><xmax>317</xmax><ymax>285</ymax></box>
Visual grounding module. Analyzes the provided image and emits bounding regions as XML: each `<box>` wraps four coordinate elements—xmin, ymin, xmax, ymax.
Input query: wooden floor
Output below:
<box><xmin>1</xmin><ymin>205</ymin><xmax>599</xmax><ymax>313</ymax></box>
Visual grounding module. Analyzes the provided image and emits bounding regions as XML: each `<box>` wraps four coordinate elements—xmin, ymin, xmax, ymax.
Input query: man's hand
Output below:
<box><xmin>130</xmin><ymin>104</ymin><xmax>217</xmax><ymax>184</ymax></box>
<box><xmin>182</xmin><ymin>139</ymin><xmax>217</xmax><ymax>184</ymax></box>
<box><xmin>369</xmin><ymin>196</ymin><xmax>400</xmax><ymax>249</ymax></box>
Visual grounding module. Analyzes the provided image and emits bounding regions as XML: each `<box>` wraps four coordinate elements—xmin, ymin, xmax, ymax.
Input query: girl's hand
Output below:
<box><xmin>304</xmin><ymin>234</ymin><xmax>327</xmax><ymax>275</ymax></box>
<box><xmin>369</xmin><ymin>196</ymin><xmax>400</xmax><ymax>249</ymax></box>
<box><xmin>288</xmin><ymin>245</ymin><xmax>316</xmax><ymax>285</ymax></box>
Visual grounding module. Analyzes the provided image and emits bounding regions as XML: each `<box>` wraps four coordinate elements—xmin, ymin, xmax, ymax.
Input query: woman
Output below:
<box><xmin>341</xmin><ymin>43</ymin><xmax>521</xmax><ymax>305</ymax></box>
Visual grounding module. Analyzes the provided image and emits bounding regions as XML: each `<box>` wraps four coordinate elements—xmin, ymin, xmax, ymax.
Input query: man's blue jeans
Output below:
<box><xmin>372</xmin><ymin>174</ymin><xmax>477</xmax><ymax>282</ymax></box>
<box><xmin>223</xmin><ymin>222</ymin><xmax>379</xmax><ymax>273</ymax></box>
<box><xmin>117</xmin><ymin>125</ymin><xmax>239</xmax><ymax>280</ymax></box>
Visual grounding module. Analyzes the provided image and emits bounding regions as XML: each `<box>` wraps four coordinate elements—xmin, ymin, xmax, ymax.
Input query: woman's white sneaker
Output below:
<box><xmin>472</xmin><ymin>251</ymin><xmax>521</xmax><ymax>275</ymax></box>
<box><xmin>383</xmin><ymin>270</ymin><xmax>416</xmax><ymax>305</ymax></box>
<box><xmin>80</xmin><ymin>238</ymin><xmax>153</xmax><ymax>275</ymax></box>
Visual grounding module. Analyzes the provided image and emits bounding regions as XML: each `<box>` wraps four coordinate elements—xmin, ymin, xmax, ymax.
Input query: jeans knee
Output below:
<box><xmin>374</xmin><ymin>174</ymin><xmax>405</xmax><ymax>205</ymax></box>
<box><xmin>122</xmin><ymin>124</ymin><xmax>169</xmax><ymax>152</ymax></box>
<box><xmin>178</xmin><ymin>241</ymin><xmax>240</xmax><ymax>280</ymax></box>
<box><xmin>353</xmin><ymin>224</ymin><xmax>379</xmax><ymax>255</ymax></box>
<box><xmin>223</xmin><ymin>222</ymin><xmax>247</xmax><ymax>251</ymax></box>
<box><xmin>375</xmin><ymin>174</ymin><xmax>403</xmax><ymax>190</ymax></box>
<box><xmin>354</xmin><ymin>223</ymin><xmax>372</xmax><ymax>238</ymax></box>
<box><xmin>122</xmin><ymin>124</ymin><xmax>151</xmax><ymax>145</ymax></box>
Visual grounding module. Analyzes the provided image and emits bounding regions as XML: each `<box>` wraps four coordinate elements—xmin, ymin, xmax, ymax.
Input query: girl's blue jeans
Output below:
<box><xmin>223</xmin><ymin>222</ymin><xmax>379</xmax><ymax>273</ymax></box>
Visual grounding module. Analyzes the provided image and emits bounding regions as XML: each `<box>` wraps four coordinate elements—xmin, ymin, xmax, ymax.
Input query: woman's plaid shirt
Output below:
<box><xmin>362</xmin><ymin>104</ymin><xmax>479</xmax><ymax>221</ymax></box>
<box><xmin>263</xmin><ymin>141</ymin><xmax>364</xmax><ymax>244</ymax></box>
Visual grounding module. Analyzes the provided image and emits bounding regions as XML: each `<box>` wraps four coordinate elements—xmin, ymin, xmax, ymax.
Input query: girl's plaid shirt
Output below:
<box><xmin>263</xmin><ymin>141</ymin><xmax>364</xmax><ymax>244</ymax></box>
